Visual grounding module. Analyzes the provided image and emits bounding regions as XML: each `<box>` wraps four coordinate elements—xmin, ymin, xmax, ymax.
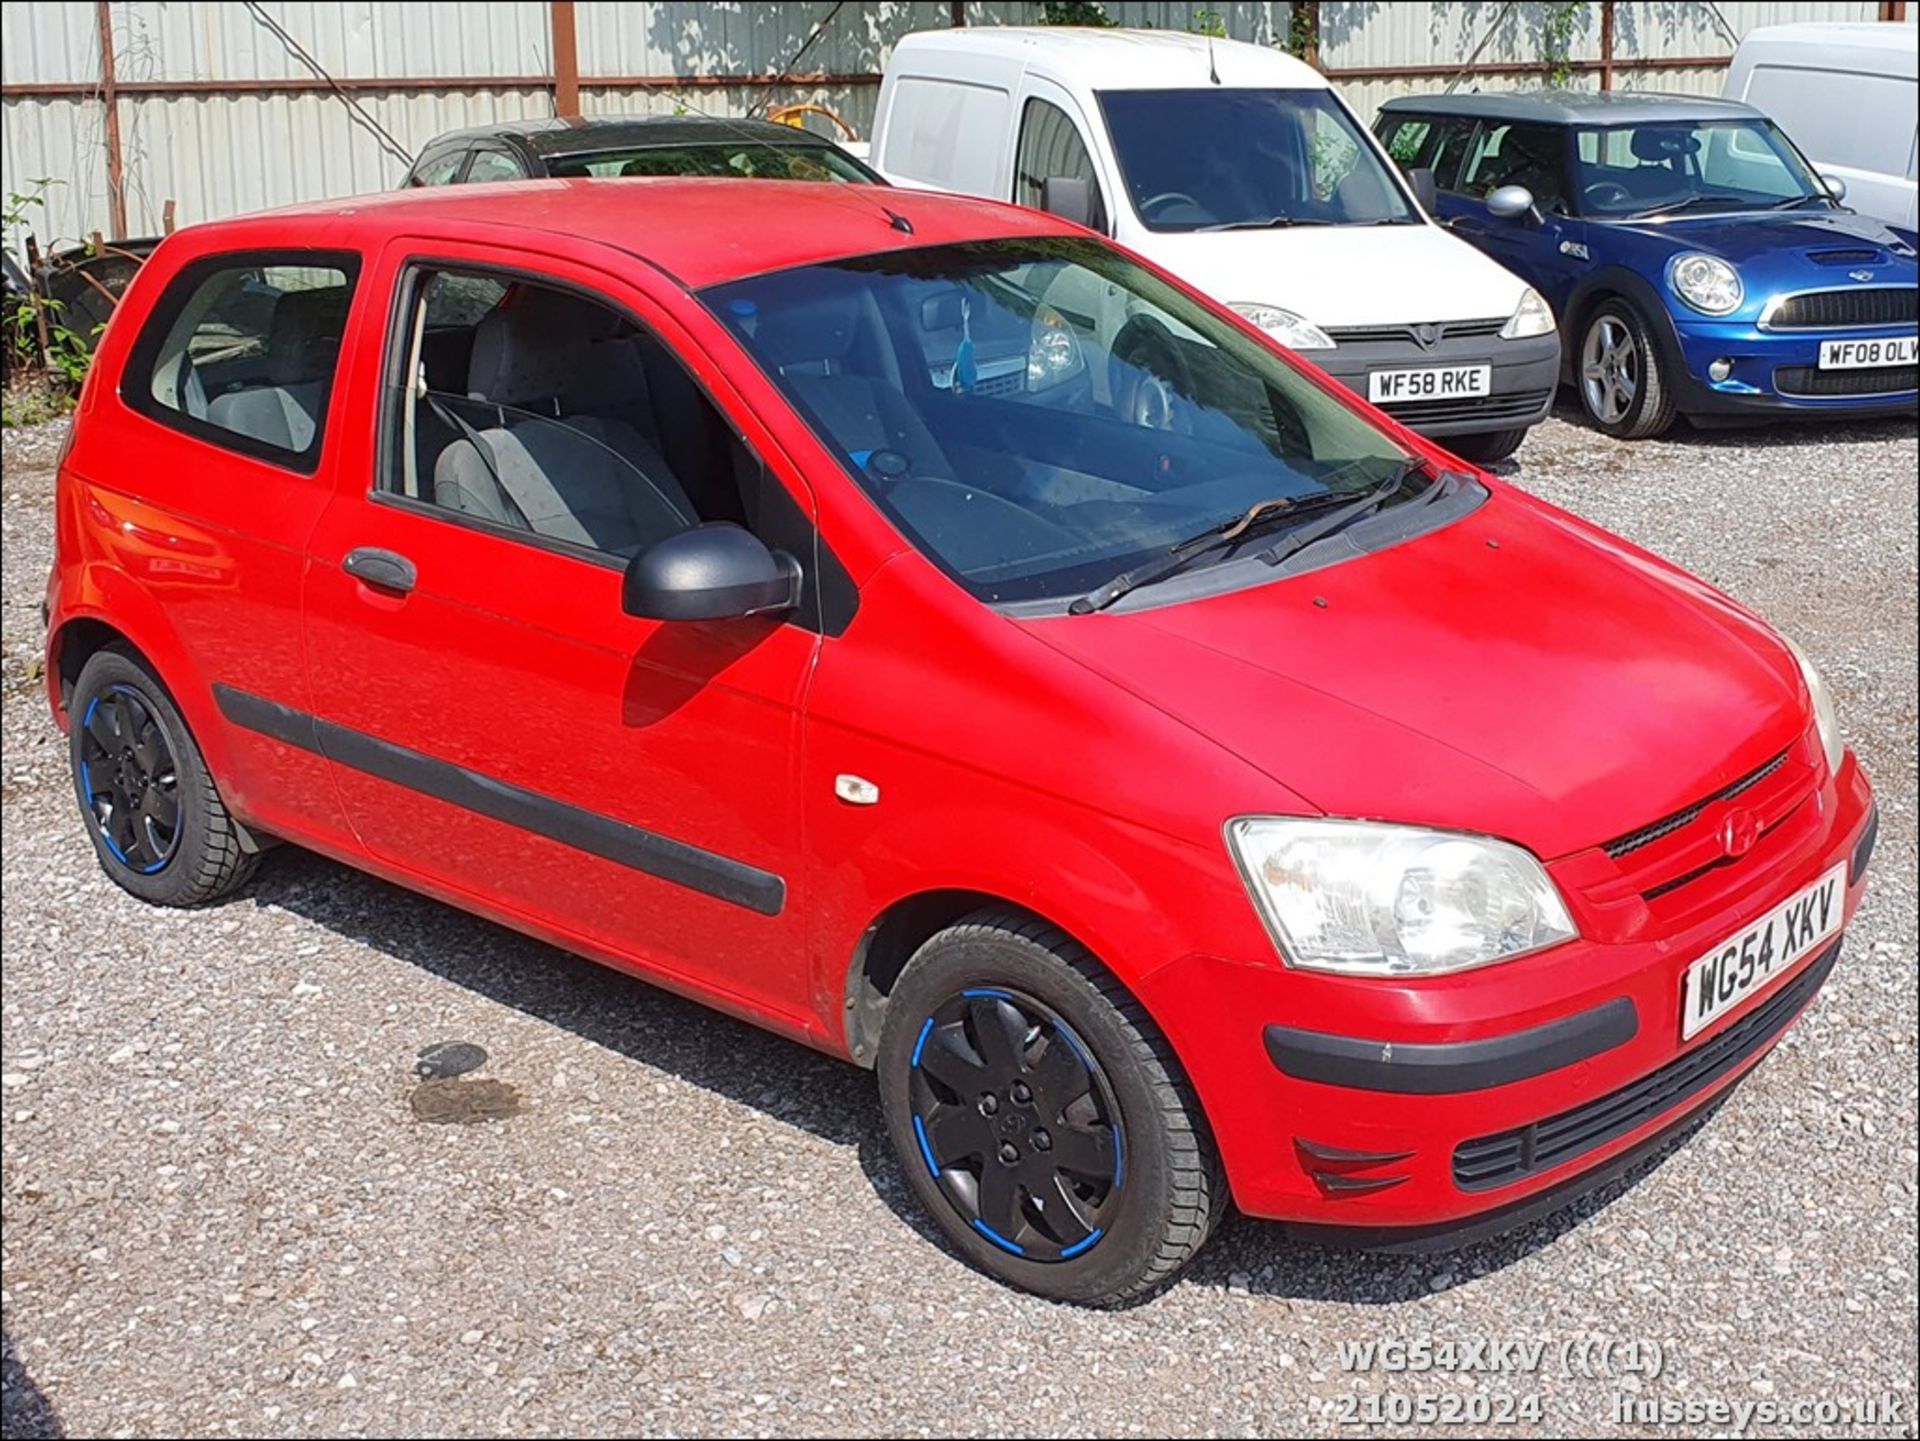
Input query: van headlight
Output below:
<box><xmin>1785</xmin><ymin>637</ymin><xmax>1844</xmax><ymax>775</ymax></box>
<box><xmin>1668</xmin><ymin>253</ymin><xmax>1743</xmax><ymax>315</ymax></box>
<box><xmin>1027</xmin><ymin>303</ymin><xmax>1086</xmax><ymax>391</ymax></box>
<box><xmin>1230</xmin><ymin>303</ymin><xmax>1336</xmax><ymax>351</ymax></box>
<box><xmin>1501</xmin><ymin>287</ymin><xmax>1555</xmax><ymax>339</ymax></box>
<box><xmin>1226</xmin><ymin>818</ymin><xmax>1577</xmax><ymax>976</ymax></box>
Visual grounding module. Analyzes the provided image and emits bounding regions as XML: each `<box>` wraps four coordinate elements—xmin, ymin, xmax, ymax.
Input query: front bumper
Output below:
<box><xmin>1136</xmin><ymin>748</ymin><xmax>1876</xmax><ymax>1240</ymax></box>
<box><xmin>1311</xmin><ymin>329</ymin><xmax>1560</xmax><ymax>437</ymax></box>
<box><xmin>1666</xmin><ymin>315</ymin><xmax>1917</xmax><ymax>418</ymax></box>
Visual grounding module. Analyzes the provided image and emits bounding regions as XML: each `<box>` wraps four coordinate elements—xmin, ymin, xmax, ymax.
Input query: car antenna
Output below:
<box><xmin>1207</xmin><ymin>32</ymin><xmax>1221</xmax><ymax>84</ymax></box>
<box><xmin>881</xmin><ymin>206</ymin><xmax>914</xmax><ymax>234</ymax></box>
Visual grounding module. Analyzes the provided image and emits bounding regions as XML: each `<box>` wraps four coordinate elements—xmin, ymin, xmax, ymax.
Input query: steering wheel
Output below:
<box><xmin>1583</xmin><ymin>179</ymin><xmax>1633</xmax><ymax>209</ymax></box>
<box><xmin>1140</xmin><ymin>192</ymin><xmax>1202</xmax><ymax>220</ymax></box>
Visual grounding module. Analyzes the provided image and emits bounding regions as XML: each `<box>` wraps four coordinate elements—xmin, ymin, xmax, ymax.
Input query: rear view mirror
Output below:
<box><xmin>1486</xmin><ymin>185</ymin><xmax>1540</xmax><ymax>225</ymax></box>
<box><xmin>921</xmin><ymin>289</ymin><xmax>964</xmax><ymax>330</ymax></box>
<box><xmin>622</xmin><ymin>523</ymin><xmax>800</xmax><ymax>622</ymax></box>
<box><xmin>1039</xmin><ymin>176</ymin><xmax>1094</xmax><ymax>229</ymax></box>
<box><xmin>1407</xmin><ymin>166</ymin><xmax>1439</xmax><ymax>211</ymax></box>
<box><xmin>1821</xmin><ymin>172</ymin><xmax>1849</xmax><ymax>204</ymax></box>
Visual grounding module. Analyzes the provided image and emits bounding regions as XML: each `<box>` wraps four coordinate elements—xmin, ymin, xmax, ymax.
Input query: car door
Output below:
<box><xmin>1443</xmin><ymin>119</ymin><xmax>1586</xmax><ymax>308</ymax></box>
<box><xmin>299</xmin><ymin>236</ymin><xmax>824</xmax><ymax>1027</ymax></box>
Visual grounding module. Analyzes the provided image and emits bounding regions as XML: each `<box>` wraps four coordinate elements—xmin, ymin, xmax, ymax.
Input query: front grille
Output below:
<box><xmin>1774</xmin><ymin>364</ymin><xmax>1917</xmax><ymax>398</ymax></box>
<box><xmin>1324</xmin><ymin>317</ymin><xmax>1507</xmax><ymax>345</ymax></box>
<box><xmin>1452</xmin><ymin>940</ymin><xmax>1840</xmax><ymax>1191</ymax></box>
<box><xmin>1604</xmin><ymin>751</ymin><xmax>1788</xmax><ymax>859</ymax></box>
<box><xmin>1378</xmin><ymin>387</ymin><xmax>1553</xmax><ymax>427</ymax></box>
<box><xmin>1763</xmin><ymin>287</ymin><xmax>1916</xmax><ymax>330</ymax></box>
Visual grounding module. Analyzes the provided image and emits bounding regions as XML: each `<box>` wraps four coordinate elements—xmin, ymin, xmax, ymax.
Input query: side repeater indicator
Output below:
<box><xmin>835</xmin><ymin>774</ymin><xmax>881</xmax><ymax>806</ymax></box>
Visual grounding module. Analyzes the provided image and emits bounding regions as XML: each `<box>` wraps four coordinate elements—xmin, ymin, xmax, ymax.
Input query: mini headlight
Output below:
<box><xmin>1501</xmin><ymin>286</ymin><xmax>1556</xmax><ymax>339</ymax></box>
<box><xmin>1668</xmin><ymin>253</ymin><xmax>1743</xmax><ymax>315</ymax></box>
<box><xmin>1784</xmin><ymin>637</ymin><xmax>1844</xmax><ymax>776</ymax></box>
<box><xmin>1229</xmin><ymin>303</ymin><xmax>1336</xmax><ymax>351</ymax></box>
<box><xmin>1226</xmin><ymin>818</ymin><xmax>1577</xmax><ymax>976</ymax></box>
<box><xmin>1026</xmin><ymin>303</ymin><xmax>1086</xmax><ymax>391</ymax></box>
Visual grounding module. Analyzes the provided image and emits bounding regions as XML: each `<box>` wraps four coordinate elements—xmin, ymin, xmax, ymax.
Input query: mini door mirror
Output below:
<box><xmin>1407</xmin><ymin>166</ymin><xmax>1439</xmax><ymax>211</ymax></box>
<box><xmin>1821</xmin><ymin>172</ymin><xmax>1849</xmax><ymax>203</ymax></box>
<box><xmin>622</xmin><ymin>523</ymin><xmax>801</xmax><ymax>622</ymax></box>
<box><xmin>1486</xmin><ymin>185</ymin><xmax>1539</xmax><ymax>224</ymax></box>
<box><xmin>1039</xmin><ymin>176</ymin><xmax>1094</xmax><ymax>229</ymax></box>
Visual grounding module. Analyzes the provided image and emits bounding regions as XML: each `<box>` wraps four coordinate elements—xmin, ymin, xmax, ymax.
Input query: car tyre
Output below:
<box><xmin>1577</xmin><ymin>299</ymin><xmax>1677</xmax><ymax>439</ymax></box>
<box><xmin>877</xmin><ymin>909</ymin><xmax>1224</xmax><ymax>1306</ymax></box>
<box><xmin>68</xmin><ymin>647</ymin><xmax>259</xmax><ymax>906</ymax></box>
<box><xmin>1446</xmin><ymin>427</ymin><xmax>1528</xmax><ymax>465</ymax></box>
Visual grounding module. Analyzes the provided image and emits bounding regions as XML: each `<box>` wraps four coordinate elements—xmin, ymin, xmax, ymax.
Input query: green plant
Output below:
<box><xmin>1188</xmin><ymin>7</ymin><xmax>1227</xmax><ymax>38</ymax></box>
<box><xmin>1282</xmin><ymin>1</ymin><xmax>1318</xmax><ymax>60</ymax></box>
<box><xmin>3</xmin><ymin>177</ymin><xmax>95</xmax><ymax>396</ymax></box>
<box><xmin>1541</xmin><ymin>1</ymin><xmax>1587</xmax><ymax>88</ymax></box>
<box><xmin>1040</xmin><ymin>0</ymin><xmax>1115</xmax><ymax>25</ymax></box>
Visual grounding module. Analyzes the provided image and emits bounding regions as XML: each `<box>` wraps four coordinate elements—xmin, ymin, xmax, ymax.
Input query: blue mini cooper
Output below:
<box><xmin>1375</xmin><ymin>91</ymin><xmax>1918</xmax><ymax>439</ymax></box>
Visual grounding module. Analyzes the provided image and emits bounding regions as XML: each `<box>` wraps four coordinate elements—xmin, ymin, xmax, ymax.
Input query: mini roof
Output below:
<box><xmin>1378</xmin><ymin>89</ymin><xmax>1765</xmax><ymax>126</ymax></box>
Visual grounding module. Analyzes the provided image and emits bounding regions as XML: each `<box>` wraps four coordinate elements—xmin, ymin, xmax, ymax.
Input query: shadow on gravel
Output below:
<box><xmin>1</xmin><ymin>1332</ymin><xmax>63</xmax><ymax>1440</ymax></box>
<box><xmin>244</xmin><ymin>847</ymin><xmax>1721</xmax><ymax>1309</ymax></box>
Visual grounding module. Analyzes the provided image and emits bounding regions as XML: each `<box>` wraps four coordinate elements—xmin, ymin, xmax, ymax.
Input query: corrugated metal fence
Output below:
<box><xmin>2</xmin><ymin>1</ymin><xmax>1904</xmax><ymax>247</ymax></box>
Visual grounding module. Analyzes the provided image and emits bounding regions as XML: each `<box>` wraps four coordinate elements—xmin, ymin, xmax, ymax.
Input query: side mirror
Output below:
<box><xmin>1407</xmin><ymin>166</ymin><xmax>1439</xmax><ymax>211</ymax></box>
<box><xmin>1486</xmin><ymin>184</ymin><xmax>1540</xmax><ymax>226</ymax></box>
<box><xmin>1039</xmin><ymin>175</ymin><xmax>1094</xmax><ymax>229</ymax></box>
<box><xmin>1821</xmin><ymin>172</ymin><xmax>1849</xmax><ymax>203</ymax></box>
<box><xmin>622</xmin><ymin>523</ymin><xmax>800</xmax><ymax>622</ymax></box>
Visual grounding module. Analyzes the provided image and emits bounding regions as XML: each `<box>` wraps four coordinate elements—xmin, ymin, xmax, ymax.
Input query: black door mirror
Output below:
<box><xmin>622</xmin><ymin>523</ymin><xmax>801</xmax><ymax>622</ymax></box>
<box><xmin>1039</xmin><ymin>176</ymin><xmax>1094</xmax><ymax>228</ymax></box>
<box><xmin>1407</xmin><ymin>166</ymin><xmax>1439</xmax><ymax>211</ymax></box>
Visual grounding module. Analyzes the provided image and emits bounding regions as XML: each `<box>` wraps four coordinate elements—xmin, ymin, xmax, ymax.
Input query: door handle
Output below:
<box><xmin>343</xmin><ymin>546</ymin><xmax>417</xmax><ymax>594</ymax></box>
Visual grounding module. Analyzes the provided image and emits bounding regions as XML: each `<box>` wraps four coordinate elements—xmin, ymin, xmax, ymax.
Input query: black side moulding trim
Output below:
<box><xmin>1265</xmin><ymin>997</ymin><xmax>1638</xmax><ymax>1095</ymax></box>
<box><xmin>213</xmin><ymin>684</ymin><xmax>785</xmax><ymax>916</ymax></box>
<box><xmin>1851</xmin><ymin>801</ymin><xmax>1879</xmax><ymax>885</ymax></box>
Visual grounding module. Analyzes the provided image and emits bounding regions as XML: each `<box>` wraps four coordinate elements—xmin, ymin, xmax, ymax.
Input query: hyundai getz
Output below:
<box><xmin>45</xmin><ymin>179</ymin><xmax>1876</xmax><ymax>1305</ymax></box>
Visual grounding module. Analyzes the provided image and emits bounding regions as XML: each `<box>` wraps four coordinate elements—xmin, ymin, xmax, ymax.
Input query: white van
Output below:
<box><xmin>870</xmin><ymin>27</ymin><xmax>1560</xmax><ymax>463</ymax></box>
<box><xmin>1725</xmin><ymin>22</ymin><xmax>1918</xmax><ymax>232</ymax></box>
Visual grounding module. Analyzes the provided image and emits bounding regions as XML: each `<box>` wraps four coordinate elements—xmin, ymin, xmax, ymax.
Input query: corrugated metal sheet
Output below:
<box><xmin>3</xmin><ymin>0</ymin><xmax>1903</xmax><ymax>246</ymax></box>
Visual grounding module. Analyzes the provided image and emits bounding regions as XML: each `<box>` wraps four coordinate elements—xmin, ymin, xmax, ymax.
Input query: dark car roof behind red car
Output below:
<box><xmin>237</xmin><ymin>178</ymin><xmax>1076</xmax><ymax>289</ymax></box>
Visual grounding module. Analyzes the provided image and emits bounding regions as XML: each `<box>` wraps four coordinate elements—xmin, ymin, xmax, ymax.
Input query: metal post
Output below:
<box><xmin>94</xmin><ymin>0</ymin><xmax>128</xmax><ymax>241</ymax></box>
<box><xmin>1600</xmin><ymin>0</ymin><xmax>1616</xmax><ymax>91</ymax></box>
<box><xmin>950</xmin><ymin>1</ymin><xmax>966</xmax><ymax>24</ymax></box>
<box><xmin>550</xmin><ymin>1</ymin><xmax>580</xmax><ymax>117</ymax></box>
<box><xmin>1298</xmin><ymin>0</ymin><xmax>1322</xmax><ymax>69</ymax></box>
<box><xmin>1879</xmin><ymin>1</ymin><xmax>1907</xmax><ymax>19</ymax></box>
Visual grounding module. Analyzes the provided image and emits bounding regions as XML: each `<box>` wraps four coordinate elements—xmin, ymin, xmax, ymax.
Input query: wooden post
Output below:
<box><xmin>94</xmin><ymin>0</ymin><xmax>128</xmax><ymax>240</ymax></box>
<box><xmin>24</xmin><ymin>236</ymin><xmax>51</xmax><ymax>359</ymax></box>
<box><xmin>550</xmin><ymin>1</ymin><xmax>580</xmax><ymax>117</ymax></box>
<box><xmin>162</xmin><ymin>198</ymin><xmax>176</xmax><ymax>234</ymax></box>
<box><xmin>1299</xmin><ymin>0</ymin><xmax>1322</xmax><ymax>69</ymax></box>
<box><xmin>950</xmin><ymin>1</ymin><xmax>966</xmax><ymax>25</ymax></box>
<box><xmin>1600</xmin><ymin>0</ymin><xmax>1616</xmax><ymax>91</ymax></box>
<box><xmin>1878</xmin><ymin>2</ymin><xmax>1907</xmax><ymax>20</ymax></box>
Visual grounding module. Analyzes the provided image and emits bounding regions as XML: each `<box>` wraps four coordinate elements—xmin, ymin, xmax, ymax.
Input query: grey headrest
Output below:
<box><xmin>265</xmin><ymin>286</ymin><xmax>348</xmax><ymax>386</ymax></box>
<box><xmin>466</xmin><ymin>291</ymin><xmax>606</xmax><ymax>407</ymax></box>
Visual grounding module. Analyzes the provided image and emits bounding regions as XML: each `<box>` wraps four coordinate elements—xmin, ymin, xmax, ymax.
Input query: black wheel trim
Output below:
<box><xmin>907</xmin><ymin>986</ymin><xmax>1125</xmax><ymax>1262</ymax></box>
<box><xmin>77</xmin><ymin>684</ymin><xmax>179</xmax><ymax>875</ymax></box>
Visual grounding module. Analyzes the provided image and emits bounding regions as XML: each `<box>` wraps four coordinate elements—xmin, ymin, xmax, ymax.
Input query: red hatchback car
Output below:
<box><xmin>45</xmin><ymin>179</ymin><xmax>1875</xmax><ymax>1305</ymax></box>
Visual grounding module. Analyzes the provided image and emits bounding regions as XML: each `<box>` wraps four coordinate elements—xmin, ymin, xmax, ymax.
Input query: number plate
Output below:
<box><xmin>1680</xmin><ymin>864</ymin><xmax>1846</xmax><ymax>1041</ymax></box>
<box><xmin>1367</xmin><ymin>365</ymin><xmax>1492</xmax><ymax>404</ymax></box>
<box><xmin>1818</xmin><ymin>335</ymin><xmax>1919</xmax><ymax>370</ymax></box>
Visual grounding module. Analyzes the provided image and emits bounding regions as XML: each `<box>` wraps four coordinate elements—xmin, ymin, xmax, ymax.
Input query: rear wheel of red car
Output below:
<box><xmin>876</xmin><ymin>910</ymin><xmax>1224</xmax><ymax>1306</ymax></box>
<box><xmin>1447</xmin><ymin>427</ymin><xmax>1528</xmax><ymax>465</ymax></box>
<box><xmin>68</xmin><ymin>648</ymin><xmax>258</xmax><ymax>906</ymax></box>
<box><xmin>1577</xmin><ymin>298</ymin><xmax>1677</xmax><ymax>439</ymax></box>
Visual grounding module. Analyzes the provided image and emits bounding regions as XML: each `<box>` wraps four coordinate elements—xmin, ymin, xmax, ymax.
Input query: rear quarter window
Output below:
<box><xmin>881</xmin><ymin>76</ymin><xmax>1011</xmax><ymax>193</ymax></box>
<box><xmin>121</xmin><ymin>250</ymin><xmax>361</xmax><ymax>473</ymax></box>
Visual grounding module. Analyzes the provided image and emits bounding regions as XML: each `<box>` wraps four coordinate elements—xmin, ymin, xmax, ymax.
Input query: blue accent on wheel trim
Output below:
<box><xmin>1111</xmin><ymin>1126</ymin><xmax>1124</xmax><ymax>1190</ymax></box>
<box><xmin>911</xmin><ymin>1017</ymin><xmax>934</xmax><ymax>1068</ymax></box>
<box><xmin>912</xmin><ymin>1114</ymin><xmax>940</xmax><ymax>1177</ymax></box>
<box><xmin>961</xmin><ymin>987</ymin><xmax>1013</xmax><ymax>999</ymax></box>
<box><xmin>78</xmin><ymin>690</ymin><xmax>171</xmax><ymax>875</ymax></box>
<box><xmin>1059</xmin><ymin>1228</ymin><xmax>1104</xmax><ymax>1259</ymax></box>
<box><xmin>970</xmin><ymin>1219</ymin><xmax>1025</xmax><ymax>1255</ymax></box>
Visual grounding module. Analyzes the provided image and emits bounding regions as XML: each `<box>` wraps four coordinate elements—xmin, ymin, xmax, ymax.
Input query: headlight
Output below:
<box><xmin>1026</xmin><ymin>303</ymin><xmax>1086</xmax><ymax>391</ymax></box>
<box><xmin>1667</xmin><ymin>253</ymin><xmax>1743</xmax><ymax>315</ymax></box>
<box><xmin>1226</xmin><ymin>818</ymin><xmax>1577</xmax><ymax>976</ymax></box>
<box><xmin>1230</xmin><ymin>303</ymin><xmax>1335</xmax><ymax>351</ymax></box>
<box><xmin>1785</xmin><ymin>637</ymin><xmax>1844</xmax><ymax>776</ymax></box>
<box><xmin>1500</xmin><ymin>286</ymin><xmax>1555</xmax><ymax>339</ymax></box>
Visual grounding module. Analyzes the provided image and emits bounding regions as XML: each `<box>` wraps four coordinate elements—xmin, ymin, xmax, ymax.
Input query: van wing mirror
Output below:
<box><xmin>622</xmin><ymin>523</ymin><xmax>801</xmax><ymax>622</ymax></box>
<box><xmin>1039</xmin><ymin>176</ymin><xmax>1094</xmax><ymax>229</ymax></box>
<box><xmin>1407</xmin><ymin>166</ymin><xmax>1439</xmax><ymax>211</ymax></box>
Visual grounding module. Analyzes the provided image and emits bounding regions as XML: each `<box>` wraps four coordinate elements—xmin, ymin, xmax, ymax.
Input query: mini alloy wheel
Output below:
<box><xmin>907</xmin><ymin>986</ymin><xmax>1124</xmax><ymax>1261</ymax></box>
<box><xmin>77</xmin><ymin>683</ymin><xmax>181</xmax><ymax>874</ymax></box>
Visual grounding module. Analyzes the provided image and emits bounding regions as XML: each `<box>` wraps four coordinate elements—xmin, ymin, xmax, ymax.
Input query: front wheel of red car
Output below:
<box><xmin>67</xmin><ymin>647</ymin><xmax>258</xmax><ymax>906</ymax></box>
<box><xmin>876</xmin><ymin>911</ymin><xmax>1225</xmax><ymax>1306</ymax></box>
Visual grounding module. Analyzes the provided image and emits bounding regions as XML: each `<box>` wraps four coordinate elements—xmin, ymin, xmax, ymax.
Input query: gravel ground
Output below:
<box><xmin>3</xmin><ymin>406</ymin><xmax>1916</xmax><ymax>1439</ymax></box>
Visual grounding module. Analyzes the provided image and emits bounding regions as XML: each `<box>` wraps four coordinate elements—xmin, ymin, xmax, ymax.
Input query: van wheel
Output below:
<box><xmin>876</xmin><ymin>911</ymin><xmax>1224</xmax><ymax>1306</ymax></box>
<box><xmin>1447</xmin><ymin>427</ymin><xmax>1528</xmax><ymax>465</ymax></box>
<box><xmin>1577</xmin><ymin>299</ymin><xmax>1676</xmax><ymax>439</ymax></box>
<box><xmin>68</xmin><ymin>648</ymin><xmax>258</xmax><ymax>906</ymax></box>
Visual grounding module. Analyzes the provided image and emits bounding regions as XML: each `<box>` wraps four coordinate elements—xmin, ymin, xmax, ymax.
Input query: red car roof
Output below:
<box><xmin>244</xmin><ymin>177</ymin><xmax>1079</xmax><ymax>289</ymax></box>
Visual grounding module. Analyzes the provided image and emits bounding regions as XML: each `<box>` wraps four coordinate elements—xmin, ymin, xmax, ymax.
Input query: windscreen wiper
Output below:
<box><xmin>1634</xmin><ymin>193</ymin><xmax>1752</xmax><ymax>218</ymax></box>
<box><xmin>1259</xmin><ymin>462</ymin><xmax>1452</xmax><ymax>569</ymax></box>
<box><xmin>1068</xmin><ymin>459</ymin><xmax>1430</xmax><ymax>615</ymax></box>
<box><xmin>1195</xmin><ymin>215</ymin><xmax>1334</xmax><ymax>232</ymax></box>
<box><xmin>1768</xmin><ymin>193</ymin><xmax>1830</xmax><ymax>210</ymax></box>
